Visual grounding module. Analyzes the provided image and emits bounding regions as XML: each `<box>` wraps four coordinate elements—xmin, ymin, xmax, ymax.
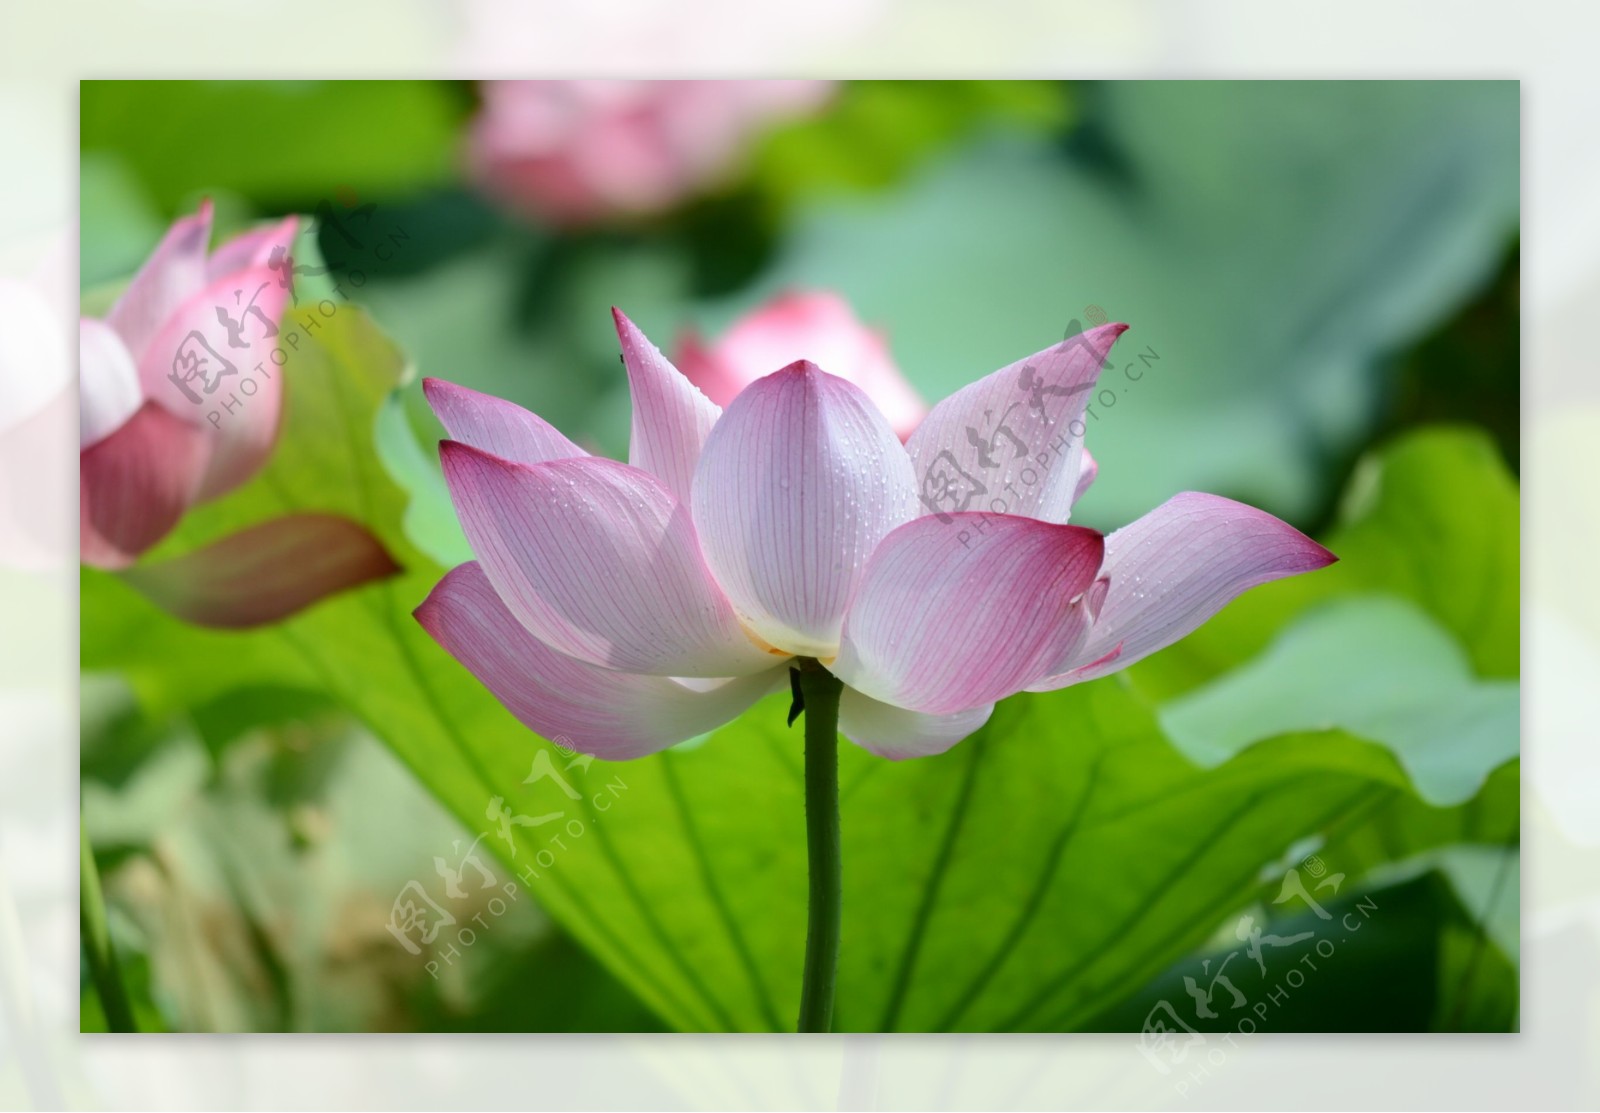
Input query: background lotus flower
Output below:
<box><xmin>79</xmin><ymin>202</ymin><xmax>400</xmax><ymax>626</ymax></box>
<box><xmin>675</xmin><ymin>290</ymin><xmax>927</xmax><ymax>440</ymax></box>
<box><xmin>0</xmin><ymin>237</ymin><xmax>73</xmax><ymax>571</ymax></box>
<box><xmin>469</xmin><ymin>80</ymin><xmax>834</xmax><ymax>226</ymax></box>
<box><xmin>80</xmin><ymin>200</ymin><xmax>298</xmax><ymax>568</ymax></box>
<box><xmin>417</xmin><ymin>309</ymin><xmax>1335</xmax><ymax>762</ymax></box>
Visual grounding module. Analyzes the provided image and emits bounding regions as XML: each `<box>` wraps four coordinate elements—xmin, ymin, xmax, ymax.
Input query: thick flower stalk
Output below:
<box><xmin>675</xmin><ymin>290</ymin><xmax>926</xmax><ymax>441</ymax></box>
<box><xmin>469</xmin><ymin>80</ymin><xmax>833</xmax><ymax>227</ymax></box>
<box><xmin>416</xmin><ymin>309</ymin><xmax>1335</xmax><ymax>761</ymax></box>
<box><xmin>80</xmin><ymin>201</ymin><xmax>399</xmax><ymax>626</ymax></box>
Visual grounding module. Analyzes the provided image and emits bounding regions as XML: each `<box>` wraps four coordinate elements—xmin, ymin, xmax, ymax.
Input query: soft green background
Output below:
<box><xmin>79</xmin><ymin>80</ymin><xmax>1519</xmax><ymax>1033</ymax></box>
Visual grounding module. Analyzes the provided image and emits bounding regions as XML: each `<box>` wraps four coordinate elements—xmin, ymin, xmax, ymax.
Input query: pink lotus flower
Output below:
<box><xmin>469</xmin><ymin>80</ymin><xmax>833</xmax><ymax>227</ymax></box>
<box><xmin>675</xmin><ymin>290</ymin><xmax>927</xmax><ymax>440</ymax></box>
<box><xmin>416</xmin><ymin>310</ymin><xmax>1335</xmax><ymax>761</ymax></box>
<box><xmin>80</xmin><ymin>200</ymin><xmax>295</xmax><ymax>568</ymax></box>
<box><xmin>80</xmin><ymin>202</ymin><xmax>399</xmax><ymax>626</ymax></box>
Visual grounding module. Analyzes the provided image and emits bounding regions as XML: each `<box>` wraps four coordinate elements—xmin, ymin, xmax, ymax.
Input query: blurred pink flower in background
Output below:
<box><xmin>78</xmin><ymin>202</ymin><xmax>398</xmax><ymax>626</ymax></box>
<box><xmin>675</xmin><ymin>290</ymin><xmax>927</xmax><ymax>440</ymax></box>
<box><xmin>0</xmin><ymin>237</ymin><xmax>73</xmax><ymax>571</ymax></box>
<box><xmin>469</xmin><ymin>80</ymin><xmax>834</xmax><ymax>226</ymax></box>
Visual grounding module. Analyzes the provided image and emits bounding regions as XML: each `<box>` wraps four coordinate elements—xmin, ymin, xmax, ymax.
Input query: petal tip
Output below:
<box><xmin>438</xmin><ymin>436</ymin><xmax>481</xmax><ymax>461</ymax></box>
<box><xmin>611</xmin><ymin>306</ymin><xmax>644</xmax><ymax>342</ymax></box>
<box><xmin>421</xmin><ymin>376</ymin><xmax>463</xmax><ymax>422</ymax></box>
<box><xmin>774</xmin><ymin>358</ymin><xmax>823</xmax><ymax>379</ymax></box>
<box><xmin>437</xmin><ymin>436</ymin><xmax>475</xmax><ymax>471</ymax></box>
<box><xmin>1083</xmin><ymin>321</ymin><xmax>1129</xmax><ymax>347</ymax></box>
<box><xmin>262</xmin><ymin>211</ymin><xmax>300</xmax><ymax>246</ymax></box>
<box><xmin>412</xmin><ymin>585</ymin><xmax>442</xmax><ymax>631</ymax></box>
<box><xmin>1072</xmin><ymin>321</ymin><xmax>1129</xmax><ymax>352</ymax></box>
<box><xmin>414</xmin><ymin>560</ymin><xmax>482</xmax><ymax>635</ymax></box>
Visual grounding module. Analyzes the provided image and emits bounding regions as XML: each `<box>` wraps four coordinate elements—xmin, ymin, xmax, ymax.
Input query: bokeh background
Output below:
<box><xmin>72</xmin><ymin>80</ymin><xmax>1521</xmax><ymax>1038</ymax></box>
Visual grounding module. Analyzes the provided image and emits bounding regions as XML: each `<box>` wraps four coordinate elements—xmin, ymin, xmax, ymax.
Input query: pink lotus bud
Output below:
<box><xmin>469</xmin><ymin>80</ymin><xmax>833</xmax><ymax>227</ymax></box>
<box><xmin>79</xmin><ymin>203</ymin><xmax>398</xmax><ymax>626</ymax></box>
<box><xmin>675</xmin><ymin>290</ymin><xmax>927</xmax><ymax>441</ymax></box>
<box><xmin>79</xmin><ymin>200</ymin><xmax>299</xmax><ymax>569</ymax></box>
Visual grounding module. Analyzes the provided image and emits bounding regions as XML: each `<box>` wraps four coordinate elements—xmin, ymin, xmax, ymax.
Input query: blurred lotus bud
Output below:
<box><xmin>79</xmin><ymin>200</ymin><xmax>299</xmax><ymax>569</ymax></box>
<box><xmin>469</xmin><ymin>80</ymin><xmax>834</xmax><ymax>227</ymax></box>
<box><xmin>78</xmin><ymin>202</ymin><xmax>399</xmax><ymax>626</ymax></box>
<box><xmin>675</xmin><ymin>290</ymin><xmax>927</xmax><ymax>440</ymax></box>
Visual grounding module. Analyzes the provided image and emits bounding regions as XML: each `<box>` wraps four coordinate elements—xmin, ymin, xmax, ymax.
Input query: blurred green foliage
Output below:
<box><xmin>79</xmin><ymin>80</ymin><xmax>1519</xmax><ymax>1033</ymax></box>
<box><xmin>80</xmin><ymin>81</ymin><xmax>468</xmax><ymax>213</ymax></box>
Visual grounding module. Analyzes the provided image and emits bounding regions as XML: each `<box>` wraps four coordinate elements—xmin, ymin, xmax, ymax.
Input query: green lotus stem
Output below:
<box><xmin>80</xmin><ymin>820</ymin><xmax>137</xmax><ymax>1032</ymax></box>
<box><xmin>796</xmin><ymin>659</ymin><xmax>843</xmax><ymax>1033</ymax></box>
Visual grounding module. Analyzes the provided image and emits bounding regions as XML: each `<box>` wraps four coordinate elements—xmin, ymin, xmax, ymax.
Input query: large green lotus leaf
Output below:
<box><xmin>715</xmin><ymin>81</ymin><xmax>1517</xmax><ymax>530</ymax></box>
<box><xmin>1308</xmin><ymin>758</ymin><xmax>1518</xmax><ymax>898</ymax></box>
<box><xmin>1086</xmin><ymin>869</ymin><xmax>1518</xmax><ymax>1034</ymax></box>
<box><xmin>1435</xmin><ymin>845</ymin><xmax>1519</xmax><ymax>966</ymax></box>
<box><xmin>1158</xmin><ymin>595</ymin><xmax>1519</xmax><ymax>807</ymax></box>
<box><xmin>82</xmin><ymin>302</ymin><xmax>1517</xmax><ymax>1031</ymax></box>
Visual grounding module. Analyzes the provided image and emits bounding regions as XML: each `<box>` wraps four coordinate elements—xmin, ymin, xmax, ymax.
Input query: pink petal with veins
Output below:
<box><xmin>423</xmin><ymin>377</ymin><xmax>587</xmax><ymax>464</ymax></box>
<box><xmin>1033</xmin><ymin>492</ymin><xmax>1336</xmax><ymax>689</ymax></box>
<box><xmin>441</xmin><ymin>445</ymin><xmax>778</xmax><ymax>677</ymax></box>
<box><xmin>907</xmin><ymin>322</ymin><xmax>1127</xmax><ymax>525</ymax></box>
<box><xmin>837</xmin><ymin>686</ymin><xmax>994</xmax><ymax>760</ymax></box>
<box><xmin>691</xmin><ymin>359</ymin><xmax>918</xmax><ymax>657</ymax></box>
<box><xmin>833</xmin><ymin>512</ymin><xmax>1104</xmax><ymax>715</ymax></box>
<box><xmin>417</xmin><ymin>561</ymin><xmax>784</xmax><ymax>760</ymax></box>
<box><xmin>613</xmin><ymin>307</ymin><xmax>719</xmax><ymax>505</ymax></box>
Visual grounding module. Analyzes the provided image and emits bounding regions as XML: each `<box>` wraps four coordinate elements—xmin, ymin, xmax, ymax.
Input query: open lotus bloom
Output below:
<box><xmin>675</xmin><ymin>290</ymin><xmax>926</xmax><ymax>440</ymax></box>
<box><xmin>417</xmin><ymin>309</ymin><xmax>1336</xmax><ymax>761</ymax></box>
<box><xmin>80</xmin><ymin>202</ymin><xmax>399</xmax><ymax>626</ymax></box>
<box><xmin>469</xmin><ymin>80</ymin><xmax>834</xmax><ymax>226</ymax></box>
